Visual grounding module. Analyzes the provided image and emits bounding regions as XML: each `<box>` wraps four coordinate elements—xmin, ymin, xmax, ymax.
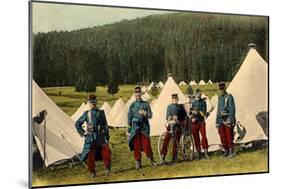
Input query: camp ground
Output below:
<box><xmin>32</xmin><ymin>46</ymin><xmax>268</xmax><ymax>186</ymax></box>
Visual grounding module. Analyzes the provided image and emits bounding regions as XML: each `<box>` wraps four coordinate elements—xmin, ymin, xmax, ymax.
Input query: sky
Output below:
<box><xmin>32</xmin><ymin>2</ymin><xmax>174</xmax><ymax>33</ymax></box>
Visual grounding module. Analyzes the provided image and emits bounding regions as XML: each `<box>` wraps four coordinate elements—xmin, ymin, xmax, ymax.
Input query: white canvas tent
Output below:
<box><xmin>206</xmin><ymin>47</ymin><xmax>268</xmax><ymax>151</ymax></box>
<box><xmin>189</xmin><ymin>80</ymin><xmax>197</xmax><ymax>85</ymax></box>
<box><xmin>150</xmin><ymin>75</ymin><xmax>189</xmax><ymax>136</ymax></box>
<box><xmin>108</xmin><ymin>98</ymin><xmax>126</xmax><ymax>127</ymax></box>
<box><xmin>147</xmin><ymin>82</ymin><xmax>155</xmax><ymax>91</ymax></box>
<box><xmin>71</xmin><ymin>102</ymin><xmax>87</xmax><ymax>121</ymax></box>
<box><xmin>100</xmin><ymin>102</ymin><xmax>112</xmax><ymax>122</ymax></box>
<box><xmin>32</xmin><ymin>80</ymin><xmax>83</xmax><ymax>167</ymax></box>
<box><xmin>207</xmin><ymin>80</ymin><xmax>213</xmax><ymax>85</ymax></box>
<box><xmin>125</xmin><ymin>94</ymin><xmax>135</xmax><ymax>112</ymax></box>
<box><xmin>142</xmin><ymin>91</ymin><xmax>151</xmax><ymax>101</ymax></box>
<box><xmin>150</xmin><ymin>99</ymin><xmax>157</xmax><ymax>109</ymax></box>
<box><xmin>110</xmin><ymin>107</ymin><xmax>128</xmax><ymax>127</ymax></box>
<box><xmin>202</xmin><ymin>93</ymin><xmax>214</xmax><ymax>113</ymax></box>
<box><xmin>157</xmin><ymin>81</ymin><xmax>165</xmax><ymax>89</ymax></box>
<box><xmin>198</xmin><ymin>80</ymin><xmax>206</xmax><ymax>85</ymax></box>
<box><xmin>210</xmin><ymin>95</ymin><xmax>218</xmax><ymax>108</ymax></box>
<box><xmin>179</xmin><ymin>81</ymin><xmax>187</xmax><ymax>86</ymax></box>
<box><xmin>141</xmin><ymin>86</ymin><xmax>147</xmax><ymax>92</ymax></box>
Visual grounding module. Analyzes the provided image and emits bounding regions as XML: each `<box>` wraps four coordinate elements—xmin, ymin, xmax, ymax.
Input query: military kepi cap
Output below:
<box><xmin>218</xmin><ymin>82</ymin><xmax>226</xmax><ymax>90</ymax></box>
<box><xmin>135</xmin><ymin>86</ymin><xmax>141</xmax><ymax>93</ymax></box>
<box><xmin>88</xmin><ymin>93</ymin><xmax>97</xmax><ymax>104</ymax></box>
<box><xmin>171</xmin><ymin>93</ymin><xmax>178</xmax><ymax>99</ymax></box>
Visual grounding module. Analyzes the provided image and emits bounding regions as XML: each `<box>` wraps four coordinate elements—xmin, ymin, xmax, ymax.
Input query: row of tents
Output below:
<box><xmin>179</xmin><ymin>80</ymin><xmax>213</xmax><ymax>86</ymax></box>
<box><xmin>32</xmin><ymin>46</ymin><xmax>268</xmax><ymax>167</ymax></box>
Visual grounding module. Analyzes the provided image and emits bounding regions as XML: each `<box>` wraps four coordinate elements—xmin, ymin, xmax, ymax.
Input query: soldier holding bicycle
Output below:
<box><xmin>160</xmin><ymin>94</ymin><xmax>187</xmax><ymax>163</ymax></box>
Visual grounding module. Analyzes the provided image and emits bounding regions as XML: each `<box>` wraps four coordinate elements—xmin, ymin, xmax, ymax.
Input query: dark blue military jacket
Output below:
<box><xmin>166</xmin><ymin>103</ymin><xmax>187</xmax><ymax>122</ymax></box>
<box><xmin>215</xmin><ymin>93</ymin><xmax>236</xmax><ymax>127</ymax></box>
<box><xmin>75</xmin><ymin>107</ymin><xmax>109</xmax><ymax>161</ymax></box>
<box><xmin>191</xmin><ymin>99</ymin><xmax>207</xmax><ymax>122</ymax></box>
<box><xmin>127</xmin><ymin>99</ymin><xmax>152</xmax><ymax>151</ymax></box>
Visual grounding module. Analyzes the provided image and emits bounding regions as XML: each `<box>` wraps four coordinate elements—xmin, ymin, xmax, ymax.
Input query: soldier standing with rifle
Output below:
<box><xmin>190</xmin><ymin>89</ymin><xmax>209</xmax><ymax>160</ymax></box>
<box><xmin>75</xmin><ymin>94</ymin><xmax>111</xmax><ymax>178</ymax></box>
<box><xmin>127</xmin><ymin>86</ymin><xmax>157</xmax><ymax>169</ymax></box>
<box><xmin>216</xmin><ymin>82</ymin><xmax>236</xmax><ymax>158</ymax></box>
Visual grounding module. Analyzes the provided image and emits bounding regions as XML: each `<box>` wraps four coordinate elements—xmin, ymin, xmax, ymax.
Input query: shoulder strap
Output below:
<box><xmin>87</xmin><ymin>110</ymin><xmax>92</xmax><ymax>126</ymax></box>
<box><xmin>224</xmin><ymin>94</ymin><xmax>229</xmax><ymax>109</ymax></box>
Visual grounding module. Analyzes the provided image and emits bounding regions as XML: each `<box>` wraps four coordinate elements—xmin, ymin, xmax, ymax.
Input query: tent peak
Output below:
<box><xmin>167</xmin><ymin>73</ymin><xmax>173</xmax><ymax>77</ymax></box>
<box><xmin>248</xmin><ymin>43</ymin><xmax>256</xmax><ymax>49</ymax></box>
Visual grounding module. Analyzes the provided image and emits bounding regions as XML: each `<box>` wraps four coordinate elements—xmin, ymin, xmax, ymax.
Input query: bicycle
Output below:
<box><xmin>158</xmin><ymin>117</ymin><xmax>194</xmax><ymax>164</ymax></box>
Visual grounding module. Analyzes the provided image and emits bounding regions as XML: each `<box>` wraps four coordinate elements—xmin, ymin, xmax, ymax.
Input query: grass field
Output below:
<box><xmin>32</xmin><ymin>83</ymin><xmax>268</xmax><ymax>187</ymax></box>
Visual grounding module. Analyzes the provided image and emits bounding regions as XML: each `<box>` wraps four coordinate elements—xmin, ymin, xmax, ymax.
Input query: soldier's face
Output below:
<box><xmin>135</xmin><ymin>91</ymin><xmax>141</xmax><ymax>100</ymax></box>
<box><xmin>195</xmin><ymin>93</ymin><xmax>201</xmax><ymax>99</ymax></box>
<box><xmin>172</xmin><ymin>98</ymin><xmax>179</xmax><ymax>104</ymax></box>
<box><xmin>89</xmin><ymin>102</ymin><xmax>97</xmax><ymax>108</ymax></box>
<box><xmin>219</xmin><ymin>89</ymin><xmax>226</xmax><ymax>95</ymax></box>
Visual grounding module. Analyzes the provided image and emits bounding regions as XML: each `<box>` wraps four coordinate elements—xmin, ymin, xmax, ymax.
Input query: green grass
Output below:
<box><xmin>32</xmin><ymin>83</ymin><xmax>267</xmax><ymax>187</ymax></box>
<box><xmin>33</xmin><ymin>128</ymin><xmax>268</xmax><ymax>187</ymax></box>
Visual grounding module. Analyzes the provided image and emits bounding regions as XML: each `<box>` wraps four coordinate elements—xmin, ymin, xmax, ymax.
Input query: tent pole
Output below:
<box><xmin>43</xmin><ymin>117</ymin><xmax>46</xmax><ymax>168</ymax></box>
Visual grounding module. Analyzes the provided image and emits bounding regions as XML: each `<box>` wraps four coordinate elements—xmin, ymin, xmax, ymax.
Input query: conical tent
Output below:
<box><xmin>189</xmin><ymin>80</ymin><xmax>197</xmax><ymax>85</ymax></box>
<box><xmin>125</xmin><ymin>94</ymin><xmax>135</xmax><ymax>112</ymax></box>
<box><xmin>142</xmin><ymin>91</ymin><xmax>151</xmax><ymax>101</ymax></box>
<box><xmin>179</xmin><ymin>81</ymin><xmax>187</xmax><ymax>86</ymax></box>
<box><xmin>207</xmin><ymin>80</ymin><xmax>213</xmax><ymax>85</ymax></box>
<box><xmin>206</xmin><ymin>48</ymin><xmax>268</xmax><ymax>151</ymax></box>
<box><xmin>32</xmin><ymin>80</ymin><xmax>83</xmax><ymax>167</ymax></box>
<box><xmin>141</xmin><ymin>86</ymin><xmax>147</xmax><ymax>92</ymax></box>
<box><xmin>100</xmin><ymin>102</ymin><xmax>112</xmax><ymax>122</ymax></box>
<box><xmin>150</xmin><ymin>99</ymin><xmax>157</xmax><ymax>109</ymax></box>
<box><xmin>108</xmin><ymin>98</ymin><xmax>126</xmax><ymax>126</ymax></box>
<box><xmin>198</xmin><ymin>80</ymin><xmax>206</xmax><ymax>85</ymax></box>
<box><xmin>147</xmin><ymin>82</ymin><xmax>155</xmax><ymax>91</ymax></box>
<box><xmin>71</xmin><ymin>102</ymin><xmax>86</xmax><ymax>121</ymax></box>
<box><xmin>157</xmin><ymin>81</ymin><xmax>164</xmax><ymax>89</ymax></box>
<box><xmin>110</xmin><ymin>107</ymin><xmax>128</xmax><ymax>127</ymax></box>
<box><xmin>202</xmin><ymin>93</ymin><xmax>213</xmax><ymax>113</ymax></box>
<box><xmin>210</xmin><ymin>95</ymin><xmax>218</xmax><ymax>108</ymax></box>
<box><xmin>150</xmin><ymin>76</ymin><xmax>189</xmax><ymax>136</ymax></box>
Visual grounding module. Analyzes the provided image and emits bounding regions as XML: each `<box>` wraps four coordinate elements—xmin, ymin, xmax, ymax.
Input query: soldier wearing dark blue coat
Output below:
<box><xmin>127</xmin><ymin>86</ymin><xmax>157</xmax><ymax>169</ymax></box>
<box><xmin>190</xmin><ymin>89</ymin><xmax>209</xmax><ymax>160</ymax></box>
<box><xmin>216</xmin><ymin>82</ymin><xmax>236</xmax><ymax>158</ymax></box>
<box><xmin>75</xmin><ymin>94</ymin><xmax>111</xmax><ymax>178</ymax></box>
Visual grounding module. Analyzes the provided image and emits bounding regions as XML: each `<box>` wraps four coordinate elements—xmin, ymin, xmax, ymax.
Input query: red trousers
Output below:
<box><xmin>87</xmin><ymin>144</ymin><xmax>111</xmax><ymax>173</ymax></box>
<box><xmin>133</xmin><ymin>132</ymin><xmax>153</xmax><ymax>161</ymax></box>
<box><xmin>218</xmin><ymin>124</ymin><xmax>234</xmax><ymax>150</ymax></box>
<box><xmin>161</xmin><ymin>127</ymin><xmax>182</xmax><ymax>159</ymax></box>
<box><xmin>191</xmin><ymin>121</ymin><xmax>208</xmax><ymax>151</ymax></box>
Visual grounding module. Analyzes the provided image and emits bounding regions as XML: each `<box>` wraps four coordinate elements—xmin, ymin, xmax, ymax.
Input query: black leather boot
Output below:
<box><xmin>204</xmin><ymin>149</ymin><xmax>210</xmax><ymax>160</ymax></box>
<box><xmin>227</xmin><ymin>148</ymin><xmax>235</xmax><ymax>158</ymax></box>
<box><xmin>222</xmin><ymin>149</ymin><xmax>229</xmax><ymax>157</ymax></box>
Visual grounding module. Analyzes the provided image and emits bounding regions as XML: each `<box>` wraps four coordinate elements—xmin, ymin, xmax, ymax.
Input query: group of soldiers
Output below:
<box><xmin>75</xmin><ymin>82</ymin><xmax>236</xmax><ymax>178</ymax></box>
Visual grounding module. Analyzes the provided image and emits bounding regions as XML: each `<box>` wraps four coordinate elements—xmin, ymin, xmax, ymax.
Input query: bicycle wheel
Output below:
<box><xmin>158</xmin><ymin>131</ymin><xmax>179</xmax><ymax>164</ymax></box>
<box><xmin>180</xmin><ymin>134</ymin><xmax>194</xmax><ymax>161</ymax></box>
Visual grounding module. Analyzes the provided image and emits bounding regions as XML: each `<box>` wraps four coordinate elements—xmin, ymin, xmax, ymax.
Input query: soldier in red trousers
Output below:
<box><xmin>75</xmin><ymin>94</ymin><xmax>111</xmax><ymax>178</ymax></box>
<box><xmin>190</xmin><ymin>89</ymin><xmax>209</xmax><ymax>160</ymax></box>
<box><xmin>216</xmin><ymin>82</ymin><xmax>236</xmax><ymax>158</ymax></box>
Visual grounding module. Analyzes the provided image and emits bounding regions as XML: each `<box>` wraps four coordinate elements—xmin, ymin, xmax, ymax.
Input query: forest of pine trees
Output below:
<box><xmin>32</xmin><ymin>12</ymin><xmax>268</xmax><ymax>90</ymax></box>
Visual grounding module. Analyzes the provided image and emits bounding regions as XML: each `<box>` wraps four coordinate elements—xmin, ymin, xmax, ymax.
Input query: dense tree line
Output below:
<box><xmin>33</xmin><ymin>12</ymin><xmax>268</xmax><ymax>89</ymax></box>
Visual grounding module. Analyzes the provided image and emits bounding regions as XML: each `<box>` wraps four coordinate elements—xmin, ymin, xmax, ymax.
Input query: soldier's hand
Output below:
<box><xmin>126</xmin><ymin>132</ymin><xmax>131</xmax><ymax>139</ymax></box>
<box><xmin>84</xmin><ymin>130</ymin><xmax>90</xmax><ymax>137</ymax></box>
